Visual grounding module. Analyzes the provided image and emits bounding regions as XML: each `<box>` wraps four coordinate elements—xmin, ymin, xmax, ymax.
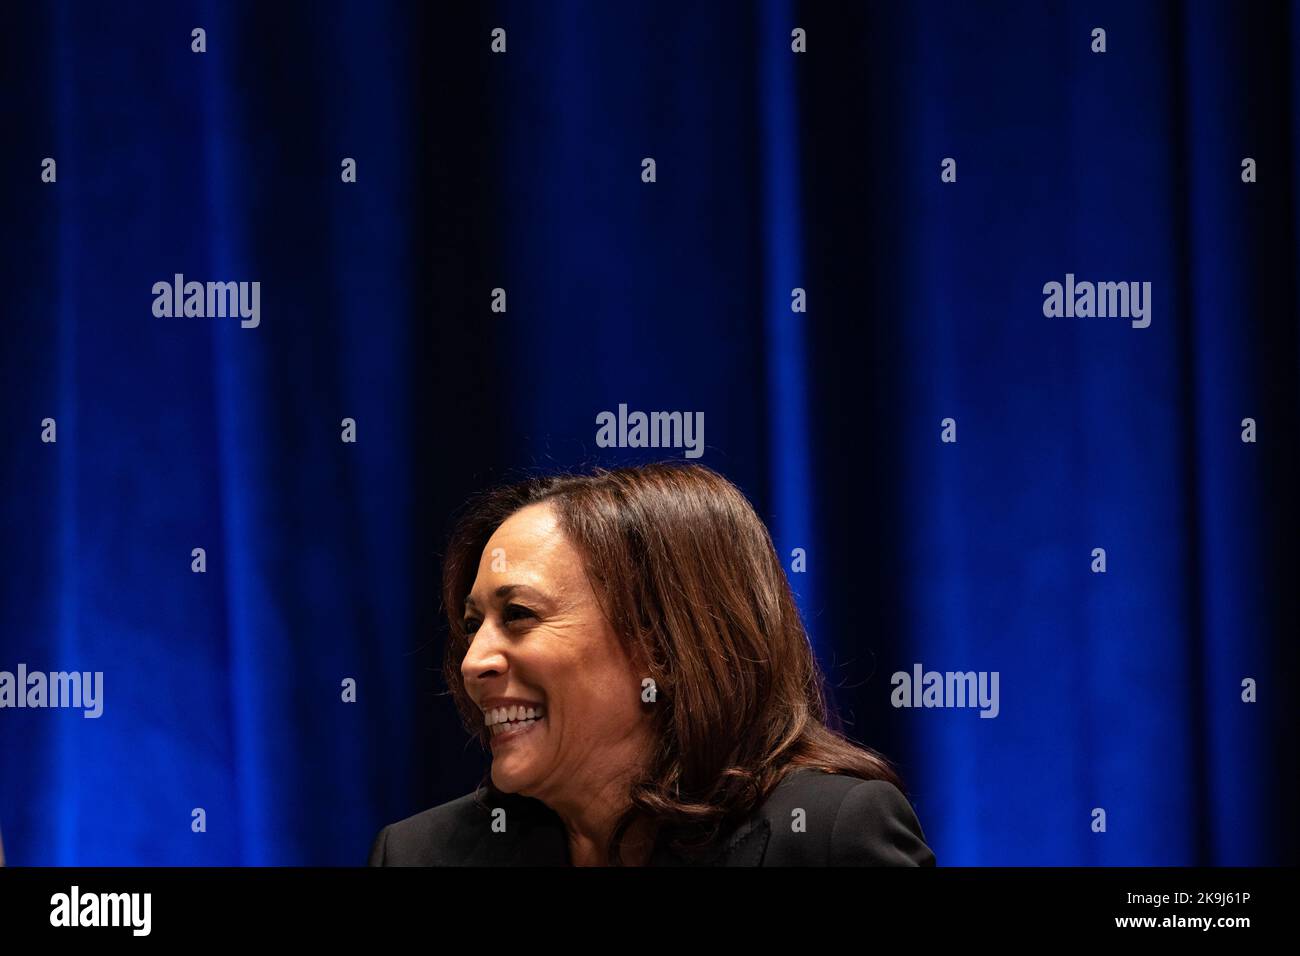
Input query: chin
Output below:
<box><xmin>490</xmin><ymin>760</ymin><xmax>533</xmax><ymax>796</ymax></box>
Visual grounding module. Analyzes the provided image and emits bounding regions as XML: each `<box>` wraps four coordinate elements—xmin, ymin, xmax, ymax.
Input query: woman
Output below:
<box><xmin>369</xmin><ymin>463</ymin><xmax>935</xmax><ymax>866</ymax></box>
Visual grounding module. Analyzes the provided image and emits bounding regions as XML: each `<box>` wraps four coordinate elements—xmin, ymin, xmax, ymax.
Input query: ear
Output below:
<box><xmin>625</xmin><ymin>636</ymin><xmax>659</xmax><ymax>698</ymax></box>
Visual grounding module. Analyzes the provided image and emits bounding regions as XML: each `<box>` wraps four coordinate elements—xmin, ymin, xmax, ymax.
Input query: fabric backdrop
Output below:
<box><xmin>0</xmin><ymin>0</ymin><xmax>1295</xmax><ymax>865</ymax></box>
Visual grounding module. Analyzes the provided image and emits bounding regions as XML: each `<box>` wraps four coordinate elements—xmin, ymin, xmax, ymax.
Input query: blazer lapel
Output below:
<box><xmin>649</xmin><ymin>815</ymin><xmax>771</xmax><ymax>866</ymax></box>
<box><xmin>717</xmin><ymin>816</ymin><xmax>770</xmax><ymax>866</ymax></box>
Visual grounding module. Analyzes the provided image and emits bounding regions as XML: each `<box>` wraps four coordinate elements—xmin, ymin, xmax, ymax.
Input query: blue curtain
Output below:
<box><xmin>0</xmin><ymin>0</ymin><xmax>1294</xmax><ymax>866</ymax></box>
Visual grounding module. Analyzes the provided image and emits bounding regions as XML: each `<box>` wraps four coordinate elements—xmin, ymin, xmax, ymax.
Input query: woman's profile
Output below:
<box><xmin>369</xmin><ymin>463</ymin><xmax>935</xmax><ymax>866</ymax></box>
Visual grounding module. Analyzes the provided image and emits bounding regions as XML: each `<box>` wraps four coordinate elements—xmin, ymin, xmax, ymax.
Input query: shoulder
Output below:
<box><xmin>368</xmin><ymin>790</ymin><xmax>495</xmax><ymax>866</ymax></box>
<box><xmin>755</xmin><ymin>768</ymin><xmax>936</xmax><ymax>866</ymax></box>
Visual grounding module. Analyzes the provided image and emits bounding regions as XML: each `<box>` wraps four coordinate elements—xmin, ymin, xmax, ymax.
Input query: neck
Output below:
<box><xmin>531</xmin><ymin>719</ymin><xmax>659</xmax><ymax>865</ymax></box>
<box><xmin>546</xmin><ymin>770</ymin><xmax>657</xmax><ymax>866</ymax></box>
<box><xmin>565</xmin><ymin>808</ymin><xmax>658</xmax><ymax>866</ymax></box>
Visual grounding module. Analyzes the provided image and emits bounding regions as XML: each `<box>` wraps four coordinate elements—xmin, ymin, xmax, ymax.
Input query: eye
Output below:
<box><xmin>504</xmin><ymin>603</ymin><xmax>537</xmax><ymax>625</ymax></box>
<box><xmin>463</xmin><ymin>616</ymin><xmax>482</xmax><ymax>636</ymax></box>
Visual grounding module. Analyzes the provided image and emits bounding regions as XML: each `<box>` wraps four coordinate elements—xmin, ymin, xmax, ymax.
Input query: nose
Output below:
<box><xmin>461</xmin><ymin>620</ymin><xmax>509</xmax><ymax>689</ymax></box>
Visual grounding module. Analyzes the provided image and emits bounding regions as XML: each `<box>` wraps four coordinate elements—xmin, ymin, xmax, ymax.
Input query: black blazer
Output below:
<box><xmin>369</xmin><ymin>767</ymin><xmax>936</xmax><ymax>866</ymax></box>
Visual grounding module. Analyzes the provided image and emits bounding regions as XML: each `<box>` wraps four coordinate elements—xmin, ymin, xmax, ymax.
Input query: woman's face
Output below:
<box><xmin>460</xmin><ymin>502</ymin><xmax>653</xmax><ymax>807</ymax></box>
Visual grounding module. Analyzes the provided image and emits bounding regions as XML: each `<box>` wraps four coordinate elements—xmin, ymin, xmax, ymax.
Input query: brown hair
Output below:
<box><xmin>440</xmin><ymin>462</ymin><xmax>902</xmax><ymax>864</ymax></box>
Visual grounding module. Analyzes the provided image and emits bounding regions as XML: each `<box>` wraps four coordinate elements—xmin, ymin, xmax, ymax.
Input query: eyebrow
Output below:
<box><xmin>464</xmin><ymin>584</ymin><xmax>544</xmax><ymax>613</ymax></box>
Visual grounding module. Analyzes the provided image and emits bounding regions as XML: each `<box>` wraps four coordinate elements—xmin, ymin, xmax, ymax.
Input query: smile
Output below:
<box><xmin>484</xmin><ymin>703</ymin><xmax>546</xmax><ymax>742</ymax></box>
<box><xmin>489</xmin><ymin>715</ymin><xmax>544</xmax><ymax>745</ymax></box>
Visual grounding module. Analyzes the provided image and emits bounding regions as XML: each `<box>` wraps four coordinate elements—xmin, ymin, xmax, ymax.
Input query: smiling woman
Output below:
<box><xmin>367</xmin><ymin>463</ymin><xmax>936</xmax><ymax>867</ymax></box>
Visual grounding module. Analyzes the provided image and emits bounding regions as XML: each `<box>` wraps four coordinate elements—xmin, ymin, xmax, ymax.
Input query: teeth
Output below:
<box><xmin>491</xmin><ymin>717</ymin><xmax>539</xmax><ymax>736</ymax></box>
<box><xmin>483</xmin><ymin>705</ymin><xmax>545</xmax><ymax>728</ymax></box>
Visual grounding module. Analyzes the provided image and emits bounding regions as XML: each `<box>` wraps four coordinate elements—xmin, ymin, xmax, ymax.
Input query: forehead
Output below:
<box><xmin>475</xmin><ymin>502</ymin><xmax>579</xmax><ymax>587</ymax></box>
<box><xmin>484</xmin><ymin>502</ymin><xmax>559</xmax><ymax>552</ymax></box>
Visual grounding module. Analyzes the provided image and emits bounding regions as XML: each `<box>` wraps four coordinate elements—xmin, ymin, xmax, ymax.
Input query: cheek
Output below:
<box><xmin>533</xmin><ymin>620</ymin><xmax>643</xmax><ymax>731</ymax></box>
<box><xmin>573</xmin><ymin>644</ymin><xmax>644</xmax><ymax>730</ymax></box>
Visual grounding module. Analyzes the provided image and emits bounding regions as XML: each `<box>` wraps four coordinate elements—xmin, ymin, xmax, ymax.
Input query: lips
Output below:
<box><xmin>489</xmin><ymin>715</ymin><xmax>544</xmax><ymax>747</ymax></box>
